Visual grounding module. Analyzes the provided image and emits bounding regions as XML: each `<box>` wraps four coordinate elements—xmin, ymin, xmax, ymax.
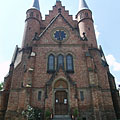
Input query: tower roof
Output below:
<box><xmin>79</xmin><ymin>0</ymin><xmax>89</xmax><ymax>11</ymax></box>
<box><xmin>31</xmin><ymin>0</ymin><xmax>40</xmax><ymax>11</ymax></box>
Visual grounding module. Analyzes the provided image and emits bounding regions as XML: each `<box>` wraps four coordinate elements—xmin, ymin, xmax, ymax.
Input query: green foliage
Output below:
<box><xmin>34</xmin><ymin>108</ymin><xmax>43</xmax><ymax>120</ymax></box>
<box><xmin>77</xmin><ymin>117</ymin><xmax>81</xmax><ymax>120</ymax></box>
<box><xmin>22</xmin><ymin>105</ymin><xmax>43</xmax><ymax>120</ymax></box>
<box><xmin>73</xmin><ymin>108</ymin><xmax>79</xmax><ymax>118</ymax></box>
<box><xmin>45</xmin><ymin>109</ymin><xmax>51</xmax><ymax>120</ymax></box>
<box><xmin>0</xmin><ymin>82</ymin><xmax>3</xmax><ymax>91</ymax></box>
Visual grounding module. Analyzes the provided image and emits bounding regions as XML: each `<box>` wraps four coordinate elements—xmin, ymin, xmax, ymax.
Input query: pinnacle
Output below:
<box><xmin>79</xmin><ymin>0</ymin><xmax>89</xmax><ymax>11</ymax></box>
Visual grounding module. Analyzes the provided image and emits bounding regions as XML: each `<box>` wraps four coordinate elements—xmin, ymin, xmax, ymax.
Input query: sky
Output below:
<box><xmin>0</xmin><ymin>0</ymin><xmax>120</xmax><ymax>88</ymax></box>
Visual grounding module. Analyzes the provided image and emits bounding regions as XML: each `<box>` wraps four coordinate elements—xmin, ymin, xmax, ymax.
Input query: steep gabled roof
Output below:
<box><xmin>31</xmin><ymin>0</ymin><xmax>40</xmax><ymax>11</ymax></box>
<box><xmin>79</xmin><ymin>0</ymin><xmax>89</xmax><ymax>11</ymax></box>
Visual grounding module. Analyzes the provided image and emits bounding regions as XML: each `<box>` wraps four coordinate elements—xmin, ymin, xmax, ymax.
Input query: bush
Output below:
<box><xmin>45</xmin><ymin>109</ymin><xmax>51</xmax><ymax>120</ymax></box>
<box><xmin>22</xmin><ymin>105</ymin><xmax>43</xmax><ymax>120</ymax></box>
<box><xmin>77</xmin><ymin>117</ymin><xmax>81</xmax><ymax>120</ymax></box>
<box><xmin>73</xmin><ymin>108</ymin><xmax>79</xmax><ymax>118</ymax></box>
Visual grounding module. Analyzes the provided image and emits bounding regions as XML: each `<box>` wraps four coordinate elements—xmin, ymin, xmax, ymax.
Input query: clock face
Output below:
<box><xmin>51</xmin><ymin>27</ymin><xmax>69</xmax><ymax>42</ymax></box>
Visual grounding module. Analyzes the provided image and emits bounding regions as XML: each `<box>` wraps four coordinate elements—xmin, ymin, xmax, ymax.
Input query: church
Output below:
<box><xmin>0</xmin><ymin>0</ymin><xmax>120</xmax><ymax>120</ymax></box>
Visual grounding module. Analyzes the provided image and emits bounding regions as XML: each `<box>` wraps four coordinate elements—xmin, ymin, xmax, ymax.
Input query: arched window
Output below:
<box><xmin>48</xmin><ymin>54</ymin><xmax>55</xmax><ymax>72</ymax></box>
<box><xmin>57</xmin><ymin>54</ymin><xmax>64</xmax><ymax>69</ymax></box>
<box><xmin>66</xmin><ymin>54</ymin><xmax>74</xmax><ymax>72</ymax></box>
<box><xmin>30</xmin><ymin>12</ymin><xmax>33</xmax><ymax>17</ymax></box>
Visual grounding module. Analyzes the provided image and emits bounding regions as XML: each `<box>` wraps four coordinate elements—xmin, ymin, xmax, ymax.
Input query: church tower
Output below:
<box><xmin>0</xmin><ymin>0</ymin><xmax>120</xmax><ymax>120</ymax></box>
<box><xmin>76</xmin><ymin>0</ymin><xmax>97</xmax><ymax>47</ymax></box>
<box><xmin>22</xmin><ymin>0</ymin><xmax>42</xmax><ymax>48</ymax></box>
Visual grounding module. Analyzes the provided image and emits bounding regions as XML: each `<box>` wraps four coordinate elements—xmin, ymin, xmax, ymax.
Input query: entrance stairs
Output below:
<box><xmin>52</xmin><ymin>115</ymin><xmax>72</xmax><ymax>120</ymax></box>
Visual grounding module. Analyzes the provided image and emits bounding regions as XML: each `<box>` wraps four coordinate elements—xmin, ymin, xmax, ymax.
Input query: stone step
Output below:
<box><xmin>52</xmin><ymin>115</ymin><xmax>72</xmax><ymax>120</ymax></box>
<box><xmin>52</xmin><ymin>118</ymin><xmax>72</xmax><ymax>120</ymax></box>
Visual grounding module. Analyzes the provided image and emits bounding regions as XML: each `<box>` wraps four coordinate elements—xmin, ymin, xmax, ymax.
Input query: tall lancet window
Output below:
<box><xmin>48</xmin><ymin>54</ymin><xmax>55</xmax><ymax>72</ymax></box>
<box><xmin>66</xmin><ymin>54</ymin><xmax>74</xmax><ymax>72</ymax></box>
<box><xmin>57</xmin><ymin>54</ymin><xmax>64</xmax><ymax>69</ymax></box>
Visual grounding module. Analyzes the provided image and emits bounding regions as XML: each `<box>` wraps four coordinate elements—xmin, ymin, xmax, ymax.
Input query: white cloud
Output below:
<box><xmin>94</xmin><ymin>25</ymin><xmax>100</xmax><ymax>39</ymax></box>
<box><xmin>106</xmin><ymin>55</ymin><xmax>120</xmax><ymax>88</ymax></box>
<box><xmin>106</xmin><ymin>55</ymin><xmax>120</xmax><ymax>71</ymax></box>
<box><xmin>0</xmin><ymin>61</ymin><xmax>10</xmax><ymax>83</ymax></box>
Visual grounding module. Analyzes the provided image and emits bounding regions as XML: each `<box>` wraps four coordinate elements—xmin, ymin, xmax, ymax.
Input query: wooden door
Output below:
<box><xmin>55</xmin><ymin>91</ymin><xmax>68</xmax><ymax>115</ymax></box>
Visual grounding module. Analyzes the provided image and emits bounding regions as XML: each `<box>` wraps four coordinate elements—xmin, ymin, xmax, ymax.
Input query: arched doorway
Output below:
<box><xmin>54</xmin><ymin>80</ymin><xmax>69</xmax><ymax>115</ymax></box>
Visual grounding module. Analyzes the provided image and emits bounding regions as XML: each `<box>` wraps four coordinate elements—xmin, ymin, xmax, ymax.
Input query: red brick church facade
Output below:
<box><xmin>0</xmin><ymin>0</ymin><xmax>120</xmax><ymax>120</ymax></box>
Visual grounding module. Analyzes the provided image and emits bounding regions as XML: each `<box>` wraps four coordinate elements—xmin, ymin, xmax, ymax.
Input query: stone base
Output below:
<box><xmin>5</xmin><ymin>110</ymin><xmax>25</xmax><ymax>120</ymax></box>
<box><xmin>105</xmin><ymin>111</ymin><xmax>117</xmax><ymax>120</ymax></box>
<box><xmin>4</xmin><ymin>109</ymin><xmax>117</xmax><ymax>120</ymax></box>
<box><xmin>4</xmin><ymin>110</ymin><xmax>44</xmax><ymax>120</ymax></box>
<box><xmin>0</xmin><ymin>111</ymin><xmax>5</xmax><ymax>120</ymax></box>
<box><xmin>76</xmin><ymin>110</ymin><xmax>116</xmax><ymax>120</ymax></box>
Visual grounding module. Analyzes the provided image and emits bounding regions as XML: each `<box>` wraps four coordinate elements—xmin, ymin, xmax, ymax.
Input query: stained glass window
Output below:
<box><xmin>66</xmin><ymin>54</ymin><xmax>73</xmax><ymax>71</ymax></box>
<box><xmin>57</xmin><ymin>54</ymin><xmax>64</xmax><ymax>69</ymax></box>
<box><xmin>54</xmin><ymin>30</ymin><xmax>66</xmax><ymax>41</ymax></box>
<box><xmin>48</xmin><ymin>54</ymin><xmax>55</xmax><ymax>71</ymax></box>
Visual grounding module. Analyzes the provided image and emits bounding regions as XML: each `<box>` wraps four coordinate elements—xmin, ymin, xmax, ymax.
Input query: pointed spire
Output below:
<box><xmin>79</xmin><ymin>0</ymin><xmax>89</xmax><ymax>11</ymax></box>
<box><xmin>32</xmin><ymin>0</ymin><xmax>40</xmax><ymax>11</ymax></box>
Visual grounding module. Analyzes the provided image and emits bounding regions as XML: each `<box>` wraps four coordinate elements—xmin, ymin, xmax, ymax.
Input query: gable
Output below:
<box><xmin>39</xmin><ymin>13</ymin><xmax>74</xmax><ymax>38</ymax></box>
<box><xmin>46</xmin><ymin>67</ymin><xmax>75</xmax><ymax>86</ymax></box>
<box><xmin>35</xmin><ymin>14</ymin><xmax>81</xmax><ymax>45</ymax></box>
<box><xmin>44</xmin><ymin>1</ymin><xmax>77</xmax><ymax>27</ymax></box>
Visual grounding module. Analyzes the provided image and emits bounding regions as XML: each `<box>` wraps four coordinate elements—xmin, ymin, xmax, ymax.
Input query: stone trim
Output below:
<box><xmin>25</xmin><ymin>17</ymin><xmax>40</xmax><ymax>24</ymax></box>
<box><xmin>32</xmin><ymin>43</ymin><xmax>88</xmax><ymax>47</ymax></box>
<box><xmin>78</xmin><ymin>17</ymin><xmax>93</xmax><ymax>24</ymax></box>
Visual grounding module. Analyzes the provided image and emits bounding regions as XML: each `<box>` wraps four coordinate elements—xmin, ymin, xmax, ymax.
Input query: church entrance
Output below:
<box><xmin>54</xmin><ymin>79</ymin><xmax>69</xmax><ymax>115</ymax></box>
<box><xmin>55</xmin><ymin>91</ymin><xmax>68</xmax><ymax>115</ymax></box>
